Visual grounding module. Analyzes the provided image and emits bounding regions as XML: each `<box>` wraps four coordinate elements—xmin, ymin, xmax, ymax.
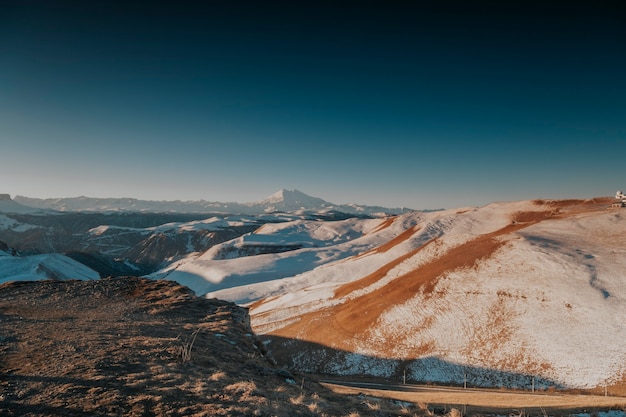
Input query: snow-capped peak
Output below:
<box><xmin>252</xmin><ymin>189</ymin><xmax>330</xmax><ymax>212</ymax></box>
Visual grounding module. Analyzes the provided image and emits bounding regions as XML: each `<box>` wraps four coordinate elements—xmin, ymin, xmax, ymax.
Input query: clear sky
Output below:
<box><xmin>1</xmin><ymin>1</ymin><xmax>624</xmax><ymax>209</ymax></box>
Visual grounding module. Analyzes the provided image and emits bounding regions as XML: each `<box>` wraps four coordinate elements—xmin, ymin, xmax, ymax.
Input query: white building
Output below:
<box><xmin>612</xmin><ymin>191</ymin><xmax>626</xmax><ymax>208</ymax></box>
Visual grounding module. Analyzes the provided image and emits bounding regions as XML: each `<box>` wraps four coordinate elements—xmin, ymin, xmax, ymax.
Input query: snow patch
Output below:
<box><xmin>0</xmin><ymin>253</ymin><xmax>100</xmax><ymax>284</ymax></box>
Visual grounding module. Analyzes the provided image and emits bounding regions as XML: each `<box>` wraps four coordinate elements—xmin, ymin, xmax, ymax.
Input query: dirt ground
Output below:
<box><xmin>323</xmin><ymin>381</ymin><xmax>626</xmax><ymax>416</ymax></box>
<box><xmin>0</xmin><ymin>277</ymin><xmax>427</xmax><ymax>417</ymax></box>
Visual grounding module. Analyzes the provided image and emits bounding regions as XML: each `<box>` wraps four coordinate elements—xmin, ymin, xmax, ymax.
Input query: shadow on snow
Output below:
<box><xmin>263</xmin><ymin>335</ymin><xmax>564</xmax><ymax>391</ymax></box>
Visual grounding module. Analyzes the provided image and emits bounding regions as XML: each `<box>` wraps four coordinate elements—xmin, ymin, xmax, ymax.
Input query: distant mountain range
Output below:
<box><xmin>0</xmin><ymin>193</ymin><xmax>45</xmax><ymax>214</ymax></box>
<box><xmin>0</xmin><ymin>189</ymin><xmax>414</xmax><ymax>280</ymax></box>
<box><xmin>12</xmin><ymin>189</ymin><xmax>417</xmax><ymax>216</ymax></box>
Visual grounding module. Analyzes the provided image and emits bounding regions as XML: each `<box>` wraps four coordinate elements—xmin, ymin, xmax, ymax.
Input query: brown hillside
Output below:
<box><xmin>0</xmin><ymin>277</ymin><xmax>426</xmax><ymax>417</ymax></box>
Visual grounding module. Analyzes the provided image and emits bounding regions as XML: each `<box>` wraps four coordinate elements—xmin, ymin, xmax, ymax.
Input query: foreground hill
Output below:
<box><xmin>0</xmin><ymin>277</ymin><xmax>424</xmax><ymax>417</ymax></box>
<box><xmin>195</xmin><ymin>198</ymin><xmax>626</xmax><ymax>391</ymax></box>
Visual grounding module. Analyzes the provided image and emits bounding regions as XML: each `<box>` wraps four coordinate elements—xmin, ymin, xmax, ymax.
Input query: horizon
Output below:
<box><xmin>7</xmin><ymin>188</ymin><xmax>421</xmax><ymax>208</ymax></box>
<box><xmin>1</xmin><ymin>2</ymin><xmax>624</xmax><ymax>209</ymax></box>
<box><xmin>4</xmin><ymin>187</ymin><xmax>620</xmax><ymax>211</ymax></box>
<box><xmin>3</xmin><ymin>185</ymin><xmax>623</xmax><ymax>209</ymax></box>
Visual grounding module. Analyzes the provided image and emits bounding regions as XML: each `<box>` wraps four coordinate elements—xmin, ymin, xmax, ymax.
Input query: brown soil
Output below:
<box><xmin>0</xmin><ymin>277</ymin><xmax>427</xmax><ymax>416</ymax></box>
<box><xmin>333</xmin><ymin>228</ymin><xmax>429</xmax><ymax>300</ymax></box>
<box><xmin>367</xmin><ymin>217</ymin><xmax>397</xmax><ymax>235</ymax></box>
<box><xmin>363</xmin><ymin>226</ymin><xmax>422</xmax><ymax>257</ymax></box>
<box><xmin>533</xmin><ymin>197</ymin><xmax>614</xmax><ymax>210</ymax></box>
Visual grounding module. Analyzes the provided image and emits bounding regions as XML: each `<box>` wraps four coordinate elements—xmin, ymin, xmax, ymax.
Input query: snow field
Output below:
<box><xmin>202</xmin><ymin>200</ymin><xmax>626</xmax><ymax>388</ymax></box>
<box><xmin>0</xmin><ymin>253</ymin><xmax>100</xmax><ymax>284</ymax></box>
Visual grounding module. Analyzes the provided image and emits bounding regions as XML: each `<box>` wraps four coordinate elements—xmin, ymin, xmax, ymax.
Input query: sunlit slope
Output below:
<box><xmin>246</xmin><ymin>198</ymin><xmax>626</xmax><ymax>389</ymax></box>
<box><xmin>160</xmin><ymin>215</ymin><xmax>422</xmax><ymax>299</ymax></box>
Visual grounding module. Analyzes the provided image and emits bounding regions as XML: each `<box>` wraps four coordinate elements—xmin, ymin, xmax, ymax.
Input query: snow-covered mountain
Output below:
<box><xmin>0</xmin><ymin>194</ymin><xmax>372</xmax><ymax>278</ymax></box>
<box><xmin>251</xmin><ymin>189</ymin><xmax>331</xmax><ymax>212</ymax></box>
<box><xmin>14</xmin><ymin>189</ymin><xmax>414</xmax><ymax>216</ymax></box>
<box><xmin>158</xmin><ymin>196</ymin><xmax>626</xmax><ymax>390</ymax></box>
<box><xmin>0</xmin><ymin>211</ymin><xmax>264</xmax><ymax>276</ymax></box>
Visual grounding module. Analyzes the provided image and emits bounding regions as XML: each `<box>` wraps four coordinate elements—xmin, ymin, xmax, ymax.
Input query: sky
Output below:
<box><xmin>1</xmin><ymin>1</ymin><xmax>624</xmax><ymax>210</ymax></box>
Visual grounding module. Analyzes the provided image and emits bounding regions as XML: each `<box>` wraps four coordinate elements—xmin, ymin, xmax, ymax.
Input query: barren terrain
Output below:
<box><xmin>0</xmin><ymin>277</ymin><xmax>425</xmax><ymax>416</ymax></box>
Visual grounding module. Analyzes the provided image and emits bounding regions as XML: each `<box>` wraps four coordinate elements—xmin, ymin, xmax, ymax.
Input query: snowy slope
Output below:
<box><xmin>87</xmin><ymin>215</ymin><xmax>261</xmax><ymax>239</ymax></box>
<box><xmin>151</xmin><ymin>216</ymin><xmax>412</xmax><ymax>299</ymax></box>
<box><xmin>0</xmin><ymin>214</ymin><xmax>42</xmax><ymax>232</ymax></box>
<box><xmin>188</xmin><ymin>197</ymin><xmax>626</xmax><ymax>389</ymax></box>
<box><xmin>0</xmin><ymin>252</ymin><xmax>100</xmax><ymax>284</ymax></box>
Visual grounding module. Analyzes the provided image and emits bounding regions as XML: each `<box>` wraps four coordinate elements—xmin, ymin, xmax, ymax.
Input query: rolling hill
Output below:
<box><xmin>188</xmin><ymin>197</ymin><xmax>626</xmax><ymax>390</ymax></box>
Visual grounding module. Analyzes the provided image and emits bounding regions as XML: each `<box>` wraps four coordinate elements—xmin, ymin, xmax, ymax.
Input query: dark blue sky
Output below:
<box><xmin>1</xmin><ymin>1</ymin><xmax>624</xmax><ymax>208</ymax></box>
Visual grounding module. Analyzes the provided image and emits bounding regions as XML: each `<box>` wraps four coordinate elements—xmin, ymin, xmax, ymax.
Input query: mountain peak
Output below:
<box><xmin>256</xmin><ymin>189</ymin><xmax>329</xmax><ymax>212</ymax></box>
<box><xmin>265</xmin><ymin>189</ymin><xmax>313</xmax><ymax>203</ymax></box>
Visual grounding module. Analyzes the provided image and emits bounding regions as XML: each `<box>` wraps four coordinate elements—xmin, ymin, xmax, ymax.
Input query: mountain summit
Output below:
<box><xmin>248</xmin><ymin>189</ymin><xmax>415</xmax><ymax>216</ymax></box>
<box><xmin>251</xmin><ymin>189</ymin><xmax>334</xmax><ymax>212</ymax></box>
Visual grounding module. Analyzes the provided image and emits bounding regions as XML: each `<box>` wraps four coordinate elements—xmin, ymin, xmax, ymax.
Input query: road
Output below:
<box><xmin>319</xmin><ymin>379</ymin><xmax>626</xmax><ymax>413</ymax></box>
<box><xmin>321</xmin><ymin>379</ymin><xmax>538</xmax><ymax>395</ymax></box>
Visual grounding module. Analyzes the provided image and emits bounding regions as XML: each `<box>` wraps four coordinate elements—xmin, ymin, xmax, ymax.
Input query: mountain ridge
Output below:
<box><xmin>13</xmin><ymin>189</ymin><xmax>416</xmax><ymax>216</ymax></box>
<box><xmin>0</xmin><ymin>194</ymin><xmax>49</xmax><ymax>214</ymax></box>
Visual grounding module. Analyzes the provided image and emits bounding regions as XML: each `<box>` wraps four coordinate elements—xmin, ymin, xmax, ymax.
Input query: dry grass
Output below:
<box><xmin>446</xmin><ymin>408</ymin><xmax>462</xmax><ymax>417</ymax></box>
<box><xmin>0</xmin><ymin>277</ymin><xmax>434</xmax><ymax>417</ymax></box>
<box><xmin>289</xmin><ymin>393</ymin><xmax>305</xmax><ymax>405</ymax></box>
<box><xmin>209</xmin><ymin>370</ymin><xmax>227</xmax><ymax>381</ymax></box>
<box><xmin>177</xmin><ymin>328</ymin><xmax>200</xmax><ymax>363</ymax></box>
<box><xmin>362</xmin><ymin>399</ymin><xmax>381</xmax><ymax>410</ymax></box>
